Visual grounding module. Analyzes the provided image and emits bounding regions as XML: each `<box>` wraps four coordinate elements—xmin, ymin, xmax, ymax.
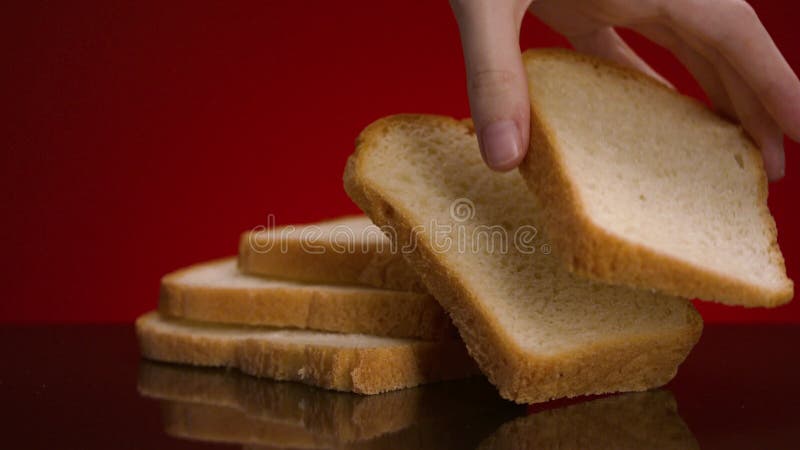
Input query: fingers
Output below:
<box><xmin>716</xmin><ymin>58</ymin><xmax>786</xmax><ymax>180</ymax></box>
<box><xmin>636</xmin><ymin>22</ymin><xmax>784</xmax><ymax>179</ymax></box>
<box><xmin>450</xmin><ymin>0</ymin><xmax>530</xmax><ymax>171</ymax></box>
<box><xmin>663</xmin><ymin>0</ymin><xmax>800</xmax><ymax>142</ymax></box>
<box><xmin>568</xmin><ymin>27</ymin><xmax>673</xmax><ymax>88</ymax></box>
<box><xmin>633</xmin><ymin>23</ymin><xmax>736</xmax><ymax>119</ymax></box>
<box><xmin>640</xmin><ymin>6</ymin><xmax>788</xmax><ymax>180</ymax></box>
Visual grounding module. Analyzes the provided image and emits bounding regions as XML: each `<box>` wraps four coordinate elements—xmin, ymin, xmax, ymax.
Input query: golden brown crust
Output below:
<box><xmin>238</xmin><ymin>218</ymin><xmax>426</xmax><ymax>292</ymax></box>
<box><xmin>343</xmin><ymin>114</ymin><xmax>702</xmax><ymax>404</ymax></box>
<box><xmin>159</xmin><ymin>258</ymin><xmax>452</xmax><ymax>340</ymax></box>
<box><xmin>136</xmin><ymin>312</ymin><xmax>478</xmax><ymax>395</ymax></box>
<box><xmin>519</xmin><ymin>48</ymin><xmax>793</xmax><ymax>307</ymax></box>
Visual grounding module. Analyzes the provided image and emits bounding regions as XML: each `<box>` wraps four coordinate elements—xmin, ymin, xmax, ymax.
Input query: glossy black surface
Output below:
<box><xmin>1</xmin><ymin>324</ymin><xmax>798</xmax><ymax>449</ymax></box>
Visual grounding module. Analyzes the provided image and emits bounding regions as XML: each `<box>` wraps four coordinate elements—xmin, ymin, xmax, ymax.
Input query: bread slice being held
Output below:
<box><xmin>136</xmin><ymin>311</ymin><xmax>477</xmax><ymax>394</ymax></box>
<box><xmin>520</xmin><ymin>48</ymin><xmax>792</xmax><ymax>307</ymax></box>
<box><xmin>344</xmin><ymin>114</ymin><xmax>702</xmax><ymax>404</ymax></box>
<box><xmin>239</xmin><ymin>215</ymin><xmax>424</xmax><ymax>292</ymax></box>
<box><xmin>159</xmin><ymin>258</ymin><xmax>451</xmax><ymax>339</ymax></box>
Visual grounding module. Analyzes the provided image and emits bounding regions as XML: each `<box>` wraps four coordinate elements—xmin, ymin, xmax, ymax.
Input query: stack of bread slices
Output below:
<box><xmin>138</xmin><ymin>48</ymin><xmax>793</xmax><ymax>405</ymax></box>
<box><xmin>137</xmin><ymin>216</ymin><xmax>479</xmax><ymax>395</ymax></box>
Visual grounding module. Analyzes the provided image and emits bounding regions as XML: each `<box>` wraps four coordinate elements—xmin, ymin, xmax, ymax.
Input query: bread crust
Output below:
<box><xmin>519</xmin><ymin>48</ymin><xmax>793</xmax><ymax>307</ymax></box>
<box><xmin>344</xmin><ymin>114</ymin><xmax>703</xmax><ymax>404</ymax></box>
<box><xmin>238</xmin><ymin>216</ymin><xmax>426</xmax><ymax>292</ymax></box>
<box><xmin>136</xmin><ymin>312</ymin><xmax>478</xmax><ymax>395</ymax></box>
<box><xmin>159</xmin><ymin>257</ymin><xmax>452</xmax><ymax>340</ymax></box>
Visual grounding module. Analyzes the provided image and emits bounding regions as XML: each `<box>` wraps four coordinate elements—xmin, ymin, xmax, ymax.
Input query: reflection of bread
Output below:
<box><xmin>139</xmin><ymin>361</ymin><xmax>422</xmax><ymax>442</ymax></box>
<box><xmin>239</xmin><ymin>215</ymin><xmax>424</xmax><ymax>292</ymax></box>
<box><xmin>141</xmin><ymin>362</ymin><xmax>522</xmax><ymax>449</ymax></box>
<box><xmin>136</xmin><ymin>312</ymin><xmax>477</xmax><ymax>394</ymax></box>
<box><xmin>159</xmin><ymin>257</ymin><xmax>450</xmax><ymax>339</ymax></box>
<box><xmin>163</xmin><ymin>398</ymin><xmax>515</xmax><ymax>450</ymax></box>
<box><xmin>520</xmin><ymin>48</ymin><xmax>792</xmax><ymax>307</ymax></box>
<box><xmin>479</xmin><ymin>391</ymin><xmax>698</xmax><ymax>450</ymax></box>
<box><xmin>162</xmin><ymin>401</ymin><xmax>329</xmax><ymax>448</ymax></box>
<box><xmin>344</xmin><ymin>114</ymin><xmax>702</xmax><ymax>403</ymax></box>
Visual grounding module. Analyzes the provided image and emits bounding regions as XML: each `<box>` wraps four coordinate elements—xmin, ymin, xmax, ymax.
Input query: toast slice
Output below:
<box><xmin>136</xmin><ymin>311</ymin><xmax>477</xmax><ymax>394</ymax></box>
<box><xmin>344</xmin><ymin>114</ymin><xmax>702</xmax><ymax>403</ymax></box>
<box><xmin>159</xmin><ymin>257</ymin><xmax>451</xmax><ymax>339</ymax></box>
<box><xmin>239</xmin><ymin>215</ymin><xmax>425</xmax><ymax>292</ymax></box>
<box><xmin>520</xmin><ymin>48</ymin><xmax>793</xmax><ymax>307</ymax></box>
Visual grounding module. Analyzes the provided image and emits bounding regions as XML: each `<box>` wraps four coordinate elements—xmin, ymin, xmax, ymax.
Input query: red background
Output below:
<box><xmin>3</xmin><ymin>1</ymin><xmax>798</xmax><ymax>323</ymax></box>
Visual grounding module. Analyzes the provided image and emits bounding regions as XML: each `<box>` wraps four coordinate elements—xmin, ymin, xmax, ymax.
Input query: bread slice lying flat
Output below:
<box><xmin>159</xmin><ymin>257</ymin><xmax>450</xmax><ymax>339</ymax></box>
<box><xmin>344</xmin><ymin>115</ymin><xmax>702</xmax><ymax>403</ymax></box>
<box><xmin>239</xmin><ymin>215</ymin><xmax>424</xmax><ymax>292</ymax></box>
<box><xmin>479</xmin><ymin>390</ymin><xmax>698</xmax><ymax>449</ymax></box>
<box><xmin>136</xmin><ymin>311</ymin><xmax>477</xmax><ymax>394</ymax></box>
<box><xmin>520</xmin><ymin>48</ymin><xmax>793</xmax><ymax>307</ymax></box>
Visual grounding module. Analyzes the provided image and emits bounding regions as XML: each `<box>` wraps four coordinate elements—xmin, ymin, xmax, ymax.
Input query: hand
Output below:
<box><xmin>450</xmin><ymin>0</ymin><xmax>800</xmax><ymax>180</ymax></box>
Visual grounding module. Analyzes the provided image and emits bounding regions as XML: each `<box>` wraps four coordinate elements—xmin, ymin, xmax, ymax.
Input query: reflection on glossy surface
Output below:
<box><xmin>3</xmin><ymin>324</ymin><xmax>799</xmax><ymax>448</ymax></box>
<box><xmin>481</xmin><ymin>391</ymin><xmax>697</xmax><ymax>450</ymax></box>
<box><xmin>139</xmin><ymin>361</ymin><xmax>698</xmax><ymax>449</ymax></box>
<box><xmin>138</xmin><ymin>361</ymin><xmax>524</xmax><ymax>448</ymax></box>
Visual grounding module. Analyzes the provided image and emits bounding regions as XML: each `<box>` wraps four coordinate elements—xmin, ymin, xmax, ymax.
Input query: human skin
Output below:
<box><xmin>450</xmin><ymin>0</ymin><xmax>800</xmax><ymax>181</ymax></box>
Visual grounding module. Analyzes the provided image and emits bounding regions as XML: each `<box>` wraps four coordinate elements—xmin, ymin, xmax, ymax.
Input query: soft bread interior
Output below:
<box><xmin>523</xmin><ymin>49</ymin><xmax>791</xmax><ymax>303</ymax></box>
<box><xmin>141</xmin><ymin>311</ymin><xmax>413</xmax><ymax>348</ymax></box>
<box><xmin>351</xmin><ymin>116</ymin><xmax>700</xmax><ymax>357</ymax></box>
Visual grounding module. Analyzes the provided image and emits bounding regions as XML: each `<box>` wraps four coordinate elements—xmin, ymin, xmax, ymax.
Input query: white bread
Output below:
<box><xmin>344</xmin><ymin>114</ymin><xmax>702</xmax><ymax>403</ymax></box>
<box><xmin>159</xmin><ymin>257</ymin><xmax>451</xmax><ymax>339</ymax></box>
<box><xmin>135</xmin><ymin>311</ymin><xmax>477</xmax><ymax>394</ymax></box>
<box><xmin>520</xmin><ymin>48</ymin><xmax>793</xmax><ymax>307</ymax></box>
<box><xmin>239</xmin><ymin>215</ymin><xmax>424</xmax><ymax>292</ymax></box>
<box><xmin>479</xmin><ymin>390</ymin><xmax>698</xmax><ymax>449</ymax></box>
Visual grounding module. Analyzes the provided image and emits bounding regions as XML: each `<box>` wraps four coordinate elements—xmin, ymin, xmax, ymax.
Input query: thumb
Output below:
<box><xmin>451</xmin><ymin>0</ymin><xmax>530</xmax><ymax>171</ymax></box>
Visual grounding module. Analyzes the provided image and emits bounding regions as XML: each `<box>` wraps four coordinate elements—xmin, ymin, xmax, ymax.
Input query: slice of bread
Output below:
<box><xmin>136</xmin><ymin>311</ymin><xmax>477</xmax><ymax>394</ymax></box>
<box><xmin>239</xmin><ymin>215</ymin><xmax>425</xmax><ymax>292</ymax></box>
<box><xmin>344</xmin><ymin>114</ymin><xmax>702</xmax><ymax>403</ymax></box>
<box><xmin>479</xmin><ymin>390</ymin><xmax>698</xmax><ymax>449</ymax></box>
<box><xmin>520</xmin><ymin>48</ymin><xmax>793</xmax><ymax>307</ymax></box>
<box><xmin>159</xmin><ymin>257</ymin><xmax>451</xmax><ymax>339</ymax></box>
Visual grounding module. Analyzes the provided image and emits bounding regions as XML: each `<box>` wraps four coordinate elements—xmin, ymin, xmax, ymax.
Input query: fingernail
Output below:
<box><xmin>480</xmin><ymin>120</ymin><xmax>522</xmax><ymax>170</ymax></box>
